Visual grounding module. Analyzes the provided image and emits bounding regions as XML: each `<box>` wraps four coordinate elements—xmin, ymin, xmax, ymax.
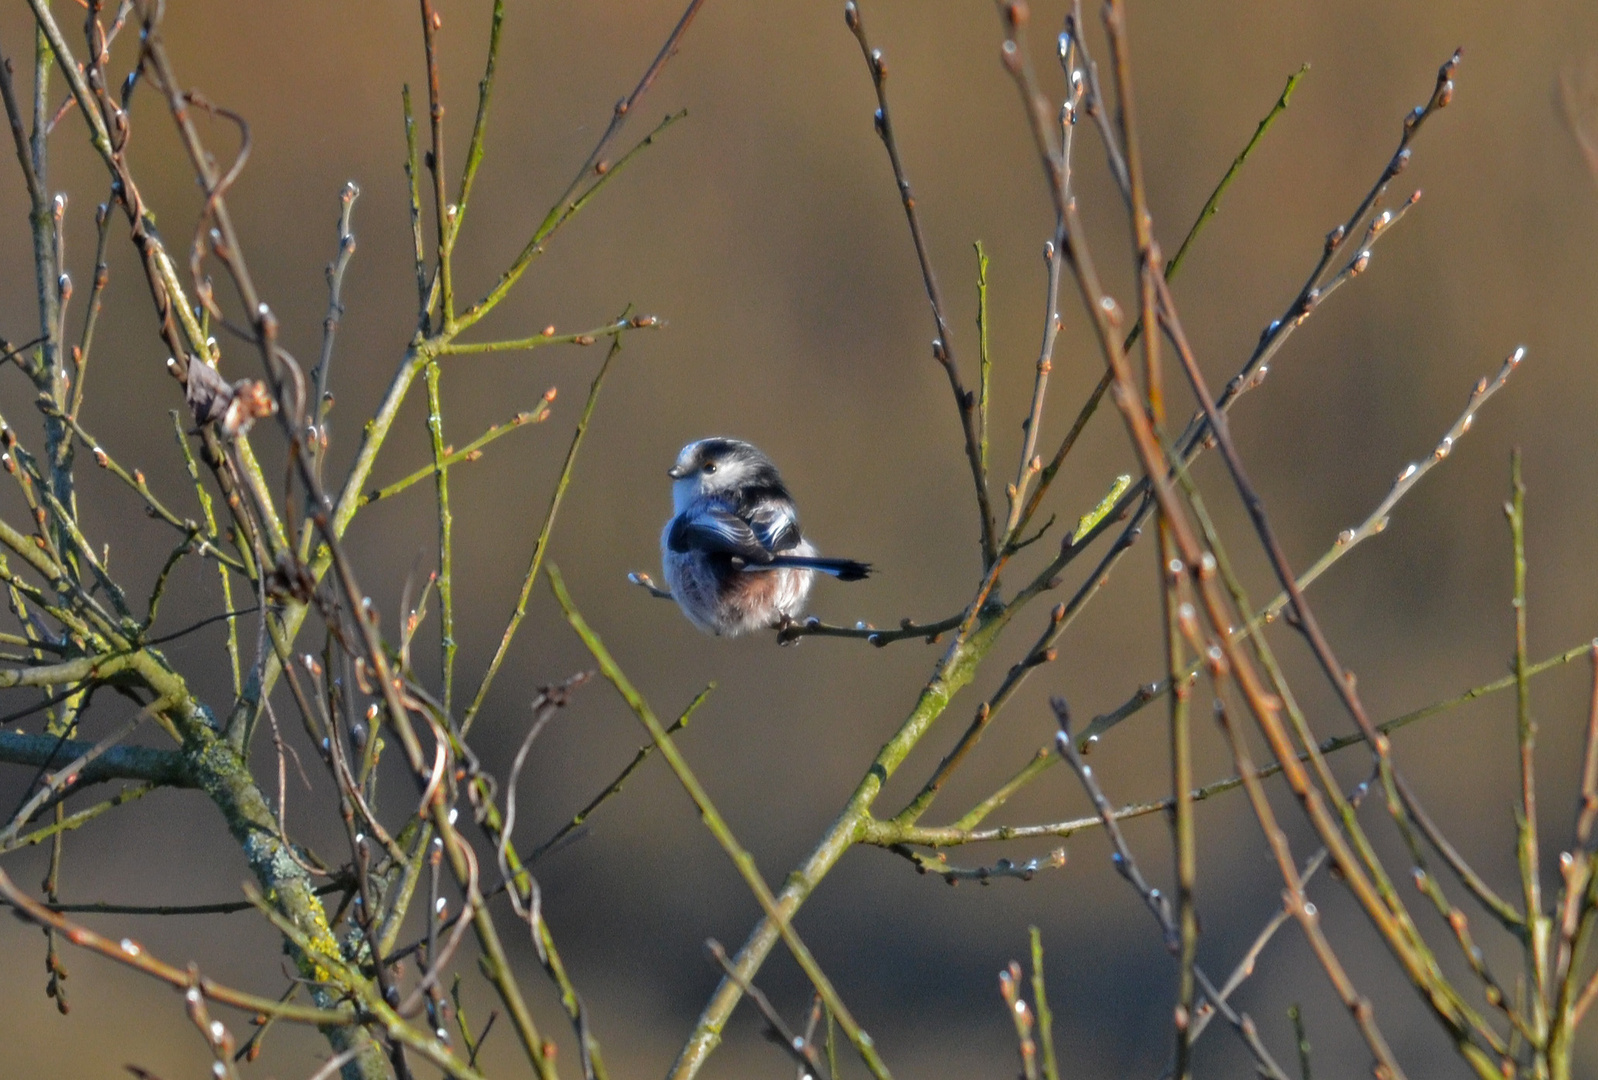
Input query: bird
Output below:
<box><xmin>661</xmin><ymin>437</ymin><xmax>870</xmax><ymax>636</ymax></box>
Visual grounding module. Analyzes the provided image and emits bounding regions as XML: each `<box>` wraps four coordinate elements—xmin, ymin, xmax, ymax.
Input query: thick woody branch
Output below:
<box><xmin>0</xmin><ymin>728</ymin><xmax>192</xmax><ymax>787</ymax></box>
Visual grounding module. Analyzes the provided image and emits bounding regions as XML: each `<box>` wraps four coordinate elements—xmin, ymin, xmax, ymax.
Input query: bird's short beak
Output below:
<box><xmin>667</xmin><ymin>465</ymin><xmax>690</xmax><ymax>479</ymax></box>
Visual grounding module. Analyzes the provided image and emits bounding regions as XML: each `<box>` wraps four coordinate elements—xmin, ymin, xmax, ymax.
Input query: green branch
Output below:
<box><xmin>864</xmin><ymin>638</ymin><xmax>1594</xmax><ymax>853</ymax></box>
<box><xmin>454</xmin><ymin>111</ymin><xmax>685</xmax><ymax>334</ymax></box>
<box><xmin>439</xmin><ymin>315</ymin><xmax>660</xmax><ymax>356</ymax></box>
<box><xmin>361</xmin><ymin>401</ymin><xmax>553</xmax><ymax>507</ymax></box>
<box><xmin>462</xmin><ymin>333</ymin><xmax>625</xmax><ymax>734</ymax></box>
<box><xmin>550</xmin><ymin>565</ymin><xmax>893</xmax><ymax>1080</ymax></box>
<box><xmin>1166</xmin><ymin>64</ymin><xmax>1307</xmax><ymax>281</ymax></box>
<box><xmin>669</xmin><ymin>581</ymin><xmax>1021</xmax><ymax>1077</ymax></box>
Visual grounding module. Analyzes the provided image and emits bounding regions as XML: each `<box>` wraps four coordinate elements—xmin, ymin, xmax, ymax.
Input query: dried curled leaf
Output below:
<box><xmin>184</xmin><ymin>358</ymin><xmax>277</xmax><ymax>438</ymax></box>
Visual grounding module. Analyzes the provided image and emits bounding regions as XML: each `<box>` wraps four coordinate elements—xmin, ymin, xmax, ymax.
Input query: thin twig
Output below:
<box><xmin>403</xmin><ymin>85</ymin><xmax>429</xmax><ymax>326</ymax></box>
<box><xmin>424</xmin><ymin>358</ymin><xmax>455</xmax><ymax>711</ymax></box>
<box><xmin>1</xmin><ymin>880</ymin><xmax>349</xmax><ymax>917</ymax></box>
<box><xmin>439</xmin><ymin>314</ymin><xmax>660</xmax><ymax>355</ymax></box>
<box><xmin>845</xmin><ymin>1</ymin><xmax>997</xmax><ymax>566</ymax></box>
<box><xmin>1167</xmin><ymin>65</ymin><xmax>1308</xmax><ymax>283</ymax></box>
<box><xmin>1080</xmin><ymin>347</ymin><xmax>1522</xmax><ymax>746</ymax></box>
<box><xmin>1098</xmin><ymin>6</ymin><xmax>1198</xmax><ymax>1070</ymax></box>
<box><xmin>70</xmin><ymin>194</ymin><xmax>115</xmax><ymax>421</ymax></box>
<box><xmin>0</xmin><ymin>867</ymin><xmax>352</xmax><ymax>1026</ymax></box>
<box><xmin>706</xmin><ymin>939</ymin><xmax>830</xmax><ymax>1080</ymax></box>
<box><xmin>1507</xmin><ymin>450</ymin><xmax>1550</xmax><ymax>1046</ymax></box>
<box><xmin>1289</xmin><ymin>1005</ymin><xmax>1312</xmax><ymax>1080</ymax></box>
<box><xmin>1187</xmin><ymin>850</ymin><xmax>1328</xmax><ymax>1049</ymax></box>
<box><xmin>1029</xmin><ymin>929</ymin><xmax>1060</xmax><ymax>1080</ymax></box>
<box><xmin>1549</xmin><ymin>642</ymin><xmax>1598</xmax><ymax>1057</ymax></box>
<box><xmin>461</xmin><ymin>332</ymin><xmax>626</xmax><ymax>734</ymax></box>
<box><xmin>449</xmin><ymin>0</ymin><xmax>506</xmax><ymax>251</ymax></box>
<box><xmin>453</xmin><ymin>0</ymin><xmax>701</xmax><ymax>333</ymax></box>
<box><xmin>1051</xmin><ymin>698</ymin><xmax>1291</xmax><ymax>1080</ymax></box>
<box><xmin>311</xmin><ymin>180</ymin><xmax>359</xmax><ymax>440</ymax></box>
<box><xmin>0</xmin><ymin>707</ymin><xmax>153</xmax><ymax>846</ymax></box>
<box><xmin>0</xmin><ymin>782</ymin><xmax>154</xmax><ymax>851</ymax></box>
<box><xmin>975</xmin><ymin>242</ymin><xmax>992</xmax><ymax>486</ymax></box>
<box><xmin>865</xmin><ymin>639</ymin><xmax>1594</xmax><ymax>856</ymax></box>
<box><xmin>418</xmin><ymin>0</ymin><xmax>451</xmax><ymax>324</ymax></box>
<box><xmin>1005</xmin><ymin>9</ymin><xmax>1473</xmax><ymax>1068</ymax></box>
<box><xmin>531</xmin><ymin>683</ymin><xmax>714</xmax><ymax>862</ymax></box>
<box><xmin>360</xmin><ymin>399</ymin><xmax>553</xmax><ymax>508</ymax></box>
<box><xmin>999</xmin><ymin>961</ymin><xmax>1040</xmax><ymax>1080</ymax></box>
<box><xmin>889</xmin><ymin>843</ymin><xmax>1065</xmax><ymax>884</ymax></box>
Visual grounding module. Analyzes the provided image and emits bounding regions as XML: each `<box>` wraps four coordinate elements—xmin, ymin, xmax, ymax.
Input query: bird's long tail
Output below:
<box><xmin>756</xmin><ymin>555</ymin><xmax>871</xmax><ymax>581</ymax></box>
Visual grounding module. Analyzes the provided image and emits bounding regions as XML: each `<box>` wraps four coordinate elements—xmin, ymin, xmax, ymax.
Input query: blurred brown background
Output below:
<box><xmin>3</xmin><ymin>0</ymin><xmax>1598</xmax><ymax>1077</ymax></box>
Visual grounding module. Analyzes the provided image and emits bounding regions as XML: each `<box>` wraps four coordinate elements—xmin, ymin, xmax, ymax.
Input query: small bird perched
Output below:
<box><xmin>661</xmin><ymin>438</ymin><xmax>870</xmax><ymax>636</ymax></box>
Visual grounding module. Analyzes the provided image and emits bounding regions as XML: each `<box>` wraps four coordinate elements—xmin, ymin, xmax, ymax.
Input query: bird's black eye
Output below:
<box><xmin>702</xmin><ymin>462</ymin><xmax>718</xmax><ymax>474</ymax></box>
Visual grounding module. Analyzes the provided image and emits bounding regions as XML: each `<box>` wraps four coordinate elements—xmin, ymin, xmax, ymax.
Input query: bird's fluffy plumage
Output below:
<box><xmin>661</xmin><ymin>438</ymin><xmax>869</xmax><ymax>636</ymax></box>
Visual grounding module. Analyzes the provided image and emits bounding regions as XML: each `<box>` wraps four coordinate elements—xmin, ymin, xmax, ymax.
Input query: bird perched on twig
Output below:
<box><xmin>661</xmin><ymin>438</ymin><xmax>870</xmax><ymax>636</ymax></box>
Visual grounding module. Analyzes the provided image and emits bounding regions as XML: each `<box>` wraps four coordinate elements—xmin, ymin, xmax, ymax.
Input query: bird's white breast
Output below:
<box><xmin>671</xmin><ymin>476</ymin><xmax>700</xmax><ymax>517</ymax></box>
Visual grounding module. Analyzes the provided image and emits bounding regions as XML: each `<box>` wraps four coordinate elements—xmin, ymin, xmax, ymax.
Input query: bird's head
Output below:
<box><xmin>668</xmin><ymin>437</ymin><xmax>783</xmax><ymax>513</ymax></box>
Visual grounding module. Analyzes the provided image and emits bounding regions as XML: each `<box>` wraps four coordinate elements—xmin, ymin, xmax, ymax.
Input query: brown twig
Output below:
<box><xmin>0</xmin><ymin>706</ymin><xmax>154</xmax><ymax>846</ymax></box>
<box><xmin>1000</xmin><ymin>9</ymin><xmax>1484</xmax><ymax>1070</ymax></box>
<box><xmin>1077</xmin><ymin>346</ymin><xmax>1522</xmax><ymax>748</ymax></box>
<box><xmin>530</xmin><ymin>683</ymin><xmax>714</xmax><ymax>863</ymax></box>
<box><xmin>706</xmin><ymin>939</ymin><xmax>831</xmax><ymax>1080</ymax></box>
<box><xmin>418</xmin><ymin>0</ymin><xmax>451</xmax><ymax>325</ymax></box>
<box><xmin>0</xmin><ymin>867</ymin><xmax>353</xmax><ymax>1026</ymax></box>
<box><xmin>1156</xmin><ymin>277</ymin><xmax>1525</xmax><ymax>938</ymax></box>
<box><xmin>311</xmin><ymin>181</ymin><xmax>359</xmax><ymax>443</ymax></box>
<box><xmin>1009</xmin><ymin>49</ymin><xmax>1450</xmax><ymax>635</ymax></box>
<box><xmin>1051</xmin><ymin>698</ymin><xmax>1291</xmax><ymax>1080</ymax></box>
<box><xmin>845</xmin><ymin>1</ymin><xmax>997</xmax><ymax>566</ymax></box>
<box><xmin>454</xmin><ymin>0</ymin><xmax>703</xmax><ymax>332</ymax></box>
<box><xmin>1550</xmin><ymin>642</ymin><xmax>1598</xmax><ymax>1053</ymax></box>
<box><xmin>865</xmin><ymin>635</ymin><xmax>1597</xmax><ymax>859</ymax></box>
<box><xmin>1506</xmin><ymin>450</ymin><xmax>1551</xmax><ymax>1045</ymax></box>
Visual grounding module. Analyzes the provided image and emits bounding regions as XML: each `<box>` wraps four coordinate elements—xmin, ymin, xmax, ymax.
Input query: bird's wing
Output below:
<box><xmin>667</xmin><ymin>506</ymin><xmax>775</xmax><ymax>563</ymax></box>
<box><xmin>746</xmin><ymin>500</ymin><xmax>802</xmax><ymax>553</ymax></box>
